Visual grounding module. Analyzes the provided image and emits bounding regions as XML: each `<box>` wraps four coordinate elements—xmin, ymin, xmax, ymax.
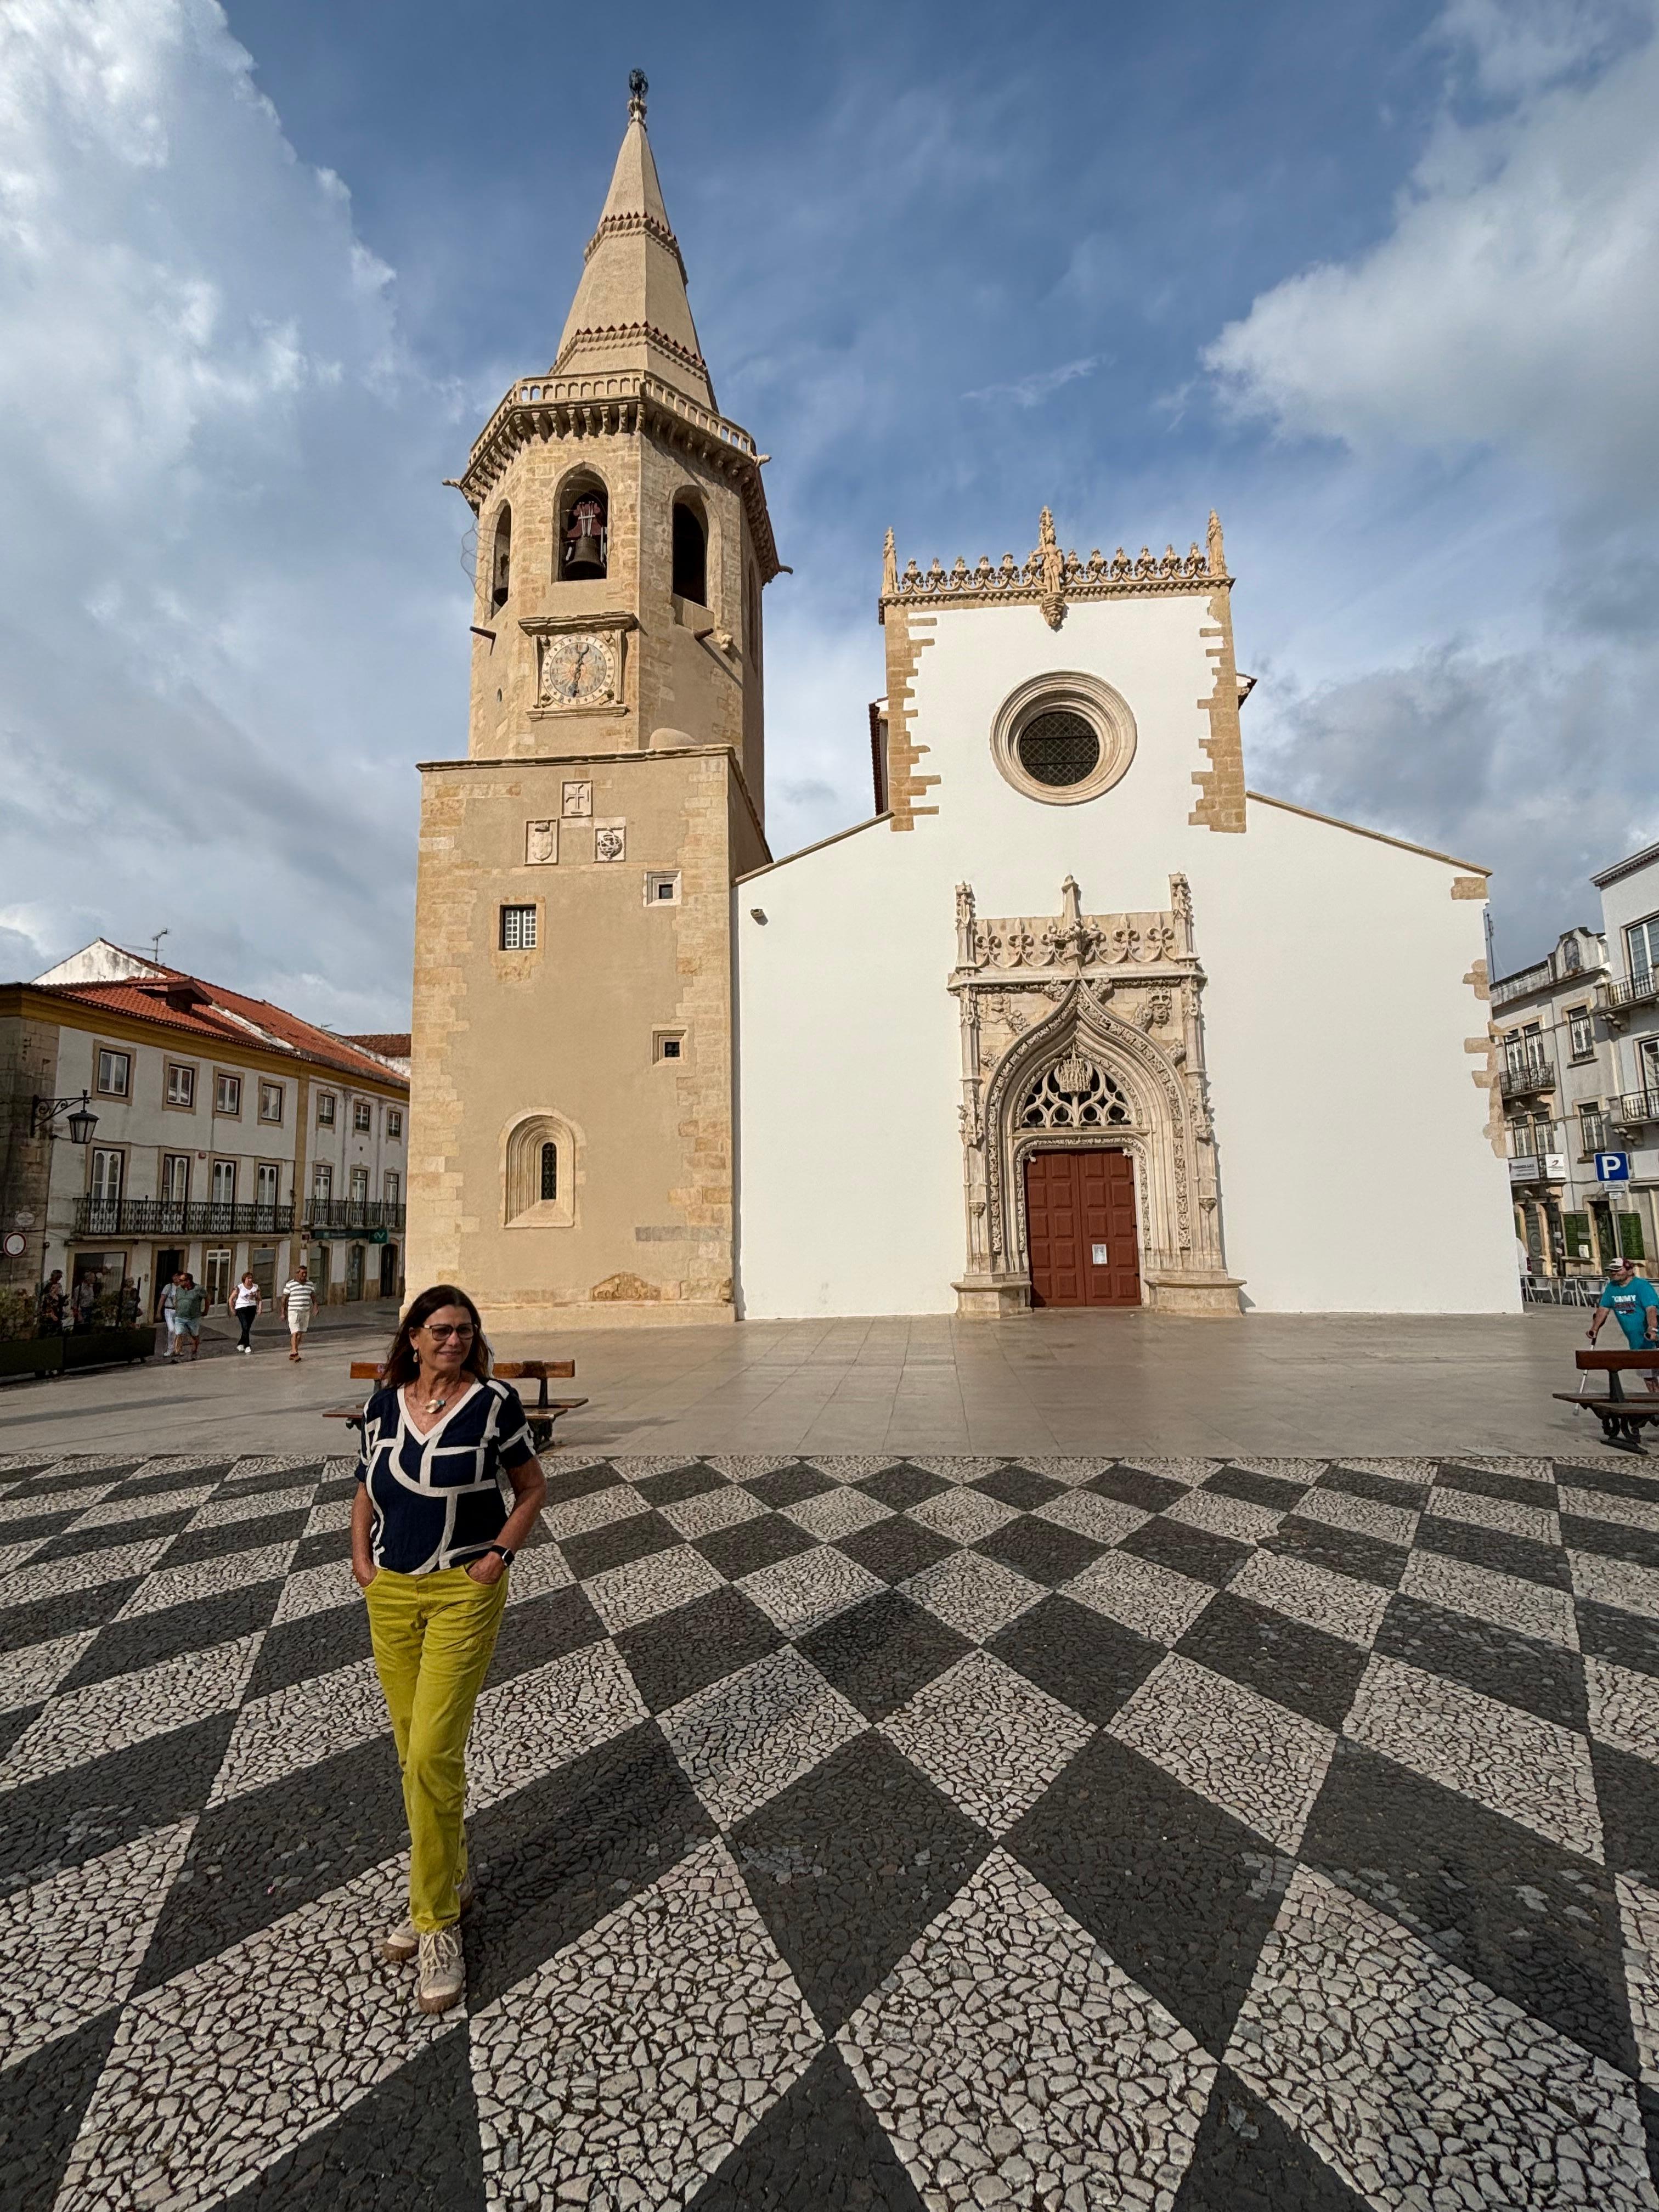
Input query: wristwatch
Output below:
<box><xmin>486</xmin><ymin>1544</ymin><xmax>515</xmax><ymax>1565</ymax></box>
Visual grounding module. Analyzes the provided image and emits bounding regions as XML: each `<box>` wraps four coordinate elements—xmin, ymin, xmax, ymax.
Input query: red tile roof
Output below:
<box><xmin>32</xmin><ymin>967</ymin><xmax>409</xmax><ymax>1091</ymax></box>
<box><xmin>344</xmin><ymin>1032</ymin><xmax>412</xmax><ymax>1059</ymax></box>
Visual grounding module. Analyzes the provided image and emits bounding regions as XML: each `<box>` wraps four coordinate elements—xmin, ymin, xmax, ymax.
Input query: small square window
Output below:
<box><xmin>353</xmin><ymin>1100</ymin><xmax>373</xmax><ymax>1133</ymax></box>
<box><xmin>215</xmin><ymin>1073</ymin><xmax>241</xmax><ymax>1114</ymax></box>
<box><xmin>258</xmin><ymin>1081</ymin><xmax>284</xmax><ymax>1123</ymax></box>
<box><xmin>653</xmin><ymin>1030</ymin><xmax>686</xmax><ymax>1064</ymax></box>
<box><xmin>387</xmin><ymin>1109</ymin><xmax>403</xmax><ymax>1139</ymax></box>
<box><xmin>500</xmin><ymin>903</ymin><xmax>538</xmax><ymax>950</ymax></box>
<box><xmin>317</xmin><ymin>1092</ymin><xmax>336</xmax><ymax>1126</ymax></box>
<box><xmin>645</xmin><ymin>871</ymin><xmax>681</xmax><ymax>906</ymax></box>
<box><xmin>165</xmin><ymin>1063</ymin><xmax>195</xmax><ymax>1108</ymax></box>
<box><xmin>96</xmin><ymin>1048</ymin><xmax>131</xmax><ymax>1097</ymax></box>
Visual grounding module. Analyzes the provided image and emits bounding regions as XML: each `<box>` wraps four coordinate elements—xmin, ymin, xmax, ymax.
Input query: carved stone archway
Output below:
<box><xmin>950</xmin><ymin>876</ymin><xmax>1240</xmax><ymax>1317</ymax></box>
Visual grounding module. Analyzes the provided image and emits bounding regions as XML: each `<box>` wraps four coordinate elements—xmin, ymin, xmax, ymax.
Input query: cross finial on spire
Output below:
<box><xmin>628</xmin><ymin>69</ymin><xmax>648</xmax><ymax>123</ymax></box>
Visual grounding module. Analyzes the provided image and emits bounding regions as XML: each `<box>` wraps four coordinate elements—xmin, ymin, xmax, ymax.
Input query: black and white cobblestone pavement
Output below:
<box><xmin>2</xmin><ymin>1445</ymin><xmax>1658</xmax><ymax>2209</ymax></box>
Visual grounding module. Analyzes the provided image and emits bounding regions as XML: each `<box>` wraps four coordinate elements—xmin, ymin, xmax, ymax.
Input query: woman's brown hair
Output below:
<box><xmin>379</xmin><ymin>1284</ymin><xmax>492</xmax><ymax>1390</ymax></box>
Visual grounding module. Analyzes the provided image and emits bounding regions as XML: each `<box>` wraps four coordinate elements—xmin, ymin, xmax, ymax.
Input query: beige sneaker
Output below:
<box><xmin>379</xmin><ymin>1870</ymin><xmax>475</xmax><ymax>1964</ymax></box>
<box><xmin>416</xmin><ymin>1927</ymin><xmax>465</xmax><ymax>2014</ymax></box>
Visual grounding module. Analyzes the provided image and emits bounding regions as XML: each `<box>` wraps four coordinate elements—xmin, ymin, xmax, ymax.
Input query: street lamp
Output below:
<box><xmin>32</xmin><ymin>1093</ymin><xmax>99</xmax><ymax>1145</ymax></box>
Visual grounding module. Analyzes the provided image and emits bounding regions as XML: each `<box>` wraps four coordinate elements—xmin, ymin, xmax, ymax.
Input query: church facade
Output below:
<box><xmin>407</xmin><ymin>83</ymin><xmax>1519</xmax><ymax>1327</ymax></box>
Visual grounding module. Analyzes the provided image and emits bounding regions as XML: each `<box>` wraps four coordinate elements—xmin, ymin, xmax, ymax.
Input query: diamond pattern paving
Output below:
<box><xmin>1</xmin><ymin>1447</ymin><xmax>1658</xmax><ymax>2209</ymax></box>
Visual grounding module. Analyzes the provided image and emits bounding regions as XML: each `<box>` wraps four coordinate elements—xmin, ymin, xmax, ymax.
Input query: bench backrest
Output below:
<box><xmin>1576</xmin><ymin>1348</ymin><xmax>1659</xmax><ymax>1370</ymax></box>
<box><xmin>346</xmin><ymin>1357</ymin><xmax>575</xmax><ymax>1382</ymax></box>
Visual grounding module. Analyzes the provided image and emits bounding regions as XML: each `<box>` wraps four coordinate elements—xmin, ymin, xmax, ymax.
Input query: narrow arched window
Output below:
<box><xmin>539</xmin><ymin>1142</ymin><xmax>558</xmax><ymax>1201</ymax></box>
<box><xmin>560</xmin><ymin>481</ymin><xmax>607</xmax><ymax>579</ymax></box>
<box><xmin>491</xmin><ymin>505</ymin><xmax>512</xmax><ymax>612</ymax></box>
<box><xmin>672</xmin><ymin>500</ymin><xmax>707</xmax><ymax>603</ymax></box>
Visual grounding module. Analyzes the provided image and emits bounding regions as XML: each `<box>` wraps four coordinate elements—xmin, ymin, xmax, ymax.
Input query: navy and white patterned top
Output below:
<box><xmin>356</xmin><ymin>1377</ymin><xmax>535</xmax><ymax>1574</ymax></box>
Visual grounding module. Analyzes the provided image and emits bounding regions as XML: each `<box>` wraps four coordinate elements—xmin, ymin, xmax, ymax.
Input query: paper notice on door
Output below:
<box><xmin>1091</xmin><ymin>1244</ymin><xmax>1109</xmax><ymax>1265</ymax></box>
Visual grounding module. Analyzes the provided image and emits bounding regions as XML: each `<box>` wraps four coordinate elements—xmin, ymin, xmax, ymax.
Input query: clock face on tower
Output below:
<box><xmin>539</xmin><ymin>632</ymin><xmax>615</xmax><ymax>708</ymax></box>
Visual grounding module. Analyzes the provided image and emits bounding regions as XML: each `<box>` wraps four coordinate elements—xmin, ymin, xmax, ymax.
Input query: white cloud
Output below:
<box><xmin>1198</xmin><ymin>0</ymin><xmax>1659</xmax><ymax>969</ymax></box>
<box><xmin>0</xmin><ymin>0</ymin><xmax>466</xmax><ymax>1023</ymax></box>
<box><xmin>962</xmin><ymin>357</ymin><xmax>1104</xmax><ymax>409</ymax></box>
<box><xmin>1205</xmin><ymin>3</ymin><xmax>1659</xmax><ymax>511</ymax></box>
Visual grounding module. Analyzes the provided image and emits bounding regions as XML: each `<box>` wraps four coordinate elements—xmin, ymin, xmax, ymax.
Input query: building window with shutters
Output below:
<box><xmin>1580</xmin><ymin>1103</ymin><xmax>1609</xmax><ymax>1154</ymax></box>
<box><xmin>1567</xmin><ymin>1007</ymin><xmax>1595</xmax><ymax>1061</ymax></box>
<box><xmin>89</xmin><ymin>1148</ymin><xmax>123</xmax><ymax>1214</ymax></box>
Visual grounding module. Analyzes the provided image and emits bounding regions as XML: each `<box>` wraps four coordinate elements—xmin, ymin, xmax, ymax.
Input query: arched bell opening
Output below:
<box><xmin>490</xmin><ymin>504</ymin><xmax>512</xmax><ymax>613</ymax></box>
<box><xmin>672</xmin><ymin>496</ymin><xmax>707</xmax><ymax>605</ymax></box>
<box><xmin>558</xmin><ymin>476</ymin><xmax>608</xmax><ymax>582</ymax></box>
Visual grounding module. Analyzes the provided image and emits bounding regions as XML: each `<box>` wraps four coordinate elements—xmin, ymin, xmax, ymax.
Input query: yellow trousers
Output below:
<box><xmin>363</xmin><ymin>1564</ymin><xmax>507</xmax><ymax>1933</ymax></box>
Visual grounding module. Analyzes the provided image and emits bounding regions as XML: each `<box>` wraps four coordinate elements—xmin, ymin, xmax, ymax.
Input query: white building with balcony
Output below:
<box><xmin>1488</xmin><ymin>928</ymin><xmax>1611</xmax><ymax>1277</ymax></box>
<box><xmin>1593</xmin><ymin>842</ymin><xmax>1659</xmax><ymax>1270</ymax></box>
<box><xmin>0</xmin><ymin>943</ymin><xmax>408</xmax><ymax>1322</ymax></box>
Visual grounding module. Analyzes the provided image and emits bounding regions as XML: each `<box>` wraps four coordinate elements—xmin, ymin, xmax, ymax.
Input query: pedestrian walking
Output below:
<box><xmin>160</xmin><ymin>1271</ymin><xmax>185</xmax><ymax>1362</ymax></box>
<box><xmin>38</xmin><ymin>1271</ymin><xmax>65</xmax><ymax>1336</ymax></box>
<box><xmin>280</xmin><ymin>1265</ymin><xmax>315</xmax><ymax>1362</ymax></box>
<box><xmin>172</xmin><ymin>1274</ymin><xmax>205</xmax><ymax>1362</ymax></box>
<box><xmin>230</xmin><ymin>1271</ymin><xmax>262</xmax><ymax>1353</ymax></box>
<box><xmin>1589</xmin><ymin>1255</ymin><xmax>1659</xmax><ymax>1391</ymax></box>
<box><xmin>351</xmin><ymin>1284</ymin><xmax>546</xmax><ymax>2014</ymax></box>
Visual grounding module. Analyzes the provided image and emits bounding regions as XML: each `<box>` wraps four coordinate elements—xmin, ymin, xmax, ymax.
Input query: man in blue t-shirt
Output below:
<box><xmin>1590</xmin><ymin>1256</ymin><xmax>1659</xmax><ymax>1389</ymax></box>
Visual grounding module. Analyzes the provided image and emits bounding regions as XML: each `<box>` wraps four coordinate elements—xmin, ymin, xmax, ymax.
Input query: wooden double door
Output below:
<box><xmin>1024</xmin><ymin>1148</ymin><xmax>1141</xmax><ymax>1308</ymax></box>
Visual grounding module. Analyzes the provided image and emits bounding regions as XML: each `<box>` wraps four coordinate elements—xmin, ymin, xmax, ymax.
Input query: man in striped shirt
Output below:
<box><xmin>280</xmin><ymin>1265</ymin><xmax>317</xmax><ymax>1363</ymax></box>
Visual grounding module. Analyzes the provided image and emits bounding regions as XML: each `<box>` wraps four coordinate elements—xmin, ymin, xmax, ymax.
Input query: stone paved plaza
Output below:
<box><xmin>2</xmin><ymin>1444</ymin><xmax>1658</xmax><ymax>2209</ymax></box>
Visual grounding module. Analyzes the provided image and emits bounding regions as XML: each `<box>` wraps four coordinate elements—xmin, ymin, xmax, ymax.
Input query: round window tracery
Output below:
<box><xmin>1017</xmin><ymin>709</ymin><xmax>1100</xmax><ymax>789</ymax></box>
<box><xmin>989</xmin><ymin>673</ymin><xmax>1137</xmax><ymax>806</ymax></box>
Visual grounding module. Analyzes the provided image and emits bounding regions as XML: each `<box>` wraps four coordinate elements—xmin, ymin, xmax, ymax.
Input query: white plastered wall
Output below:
<box><xmin>736</xmin><ymin>592</ymin><xmax>1517</xmax><ymax>1316</ymax></box>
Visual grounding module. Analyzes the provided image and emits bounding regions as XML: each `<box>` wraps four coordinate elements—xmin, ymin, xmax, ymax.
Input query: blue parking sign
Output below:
<box><xmin>1595</xmin><ymin>1152</ymin><xmax>1630</xmax><ymax>1182</ymax></box>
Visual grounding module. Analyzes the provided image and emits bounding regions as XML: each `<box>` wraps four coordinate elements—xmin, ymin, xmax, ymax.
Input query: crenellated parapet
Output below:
<box><xmin>881</xmin><ymin>507</ymin><xmax>1231</xmax><ymax>631</ymax></box>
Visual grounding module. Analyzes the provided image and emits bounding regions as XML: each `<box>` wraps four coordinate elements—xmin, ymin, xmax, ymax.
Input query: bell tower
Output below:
<box><xmin>408</xmin><ymin>75</ymin><xmax>781</xmax><ymax>1329</ymax></box>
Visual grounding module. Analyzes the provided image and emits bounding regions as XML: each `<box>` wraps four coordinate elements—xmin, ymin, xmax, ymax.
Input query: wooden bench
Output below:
<box><xmin>323</xmin><ymin>1357</ymin><xmax>587</xmax><ymax>1452</ymax></box>
<box><xmin>1554</xmin><ymin>1347</ymin><xmax>1659</xmax><ymax>1457</ymax></box>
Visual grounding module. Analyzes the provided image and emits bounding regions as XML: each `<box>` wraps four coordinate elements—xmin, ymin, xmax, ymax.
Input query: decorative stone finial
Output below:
<box><xmin>1207</xmin><ymin>509</ymin><xmax>1224</xmax><ymax>574</ymax></box>
<box><xmin>882</xmin><ymin>527</ymin><xmax>898</xmax><ymax>596</ymax></box>
<box><xmin>628</xmin><ymin>69</ymin><xmax>648</xmax><ymax>123</ymax></box>
<box><xmin>1037</xmin><ymin>507</ymin><xmax>1067</xmax><ymax>630</ymax></box>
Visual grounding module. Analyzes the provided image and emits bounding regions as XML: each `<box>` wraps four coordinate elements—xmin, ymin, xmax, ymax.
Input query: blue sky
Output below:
<box><xmin>1</xmin><ymin>0</ymin><xmax>1654</xmax><ymax>1022</ymax></box>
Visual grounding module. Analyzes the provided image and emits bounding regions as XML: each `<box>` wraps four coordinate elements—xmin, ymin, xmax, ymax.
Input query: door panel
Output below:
<box><xmin>1025</xmin><ymin>1149</ymin><xmax>1141</xmax><ymax>1309</ymax></box>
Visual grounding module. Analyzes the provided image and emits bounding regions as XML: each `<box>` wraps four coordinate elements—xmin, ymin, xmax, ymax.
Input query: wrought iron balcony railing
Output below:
<box><xmin>303</xmin><ymin>1199</ymin><xmax>407</xmax><ymax>1232</ymax></box>
<box><xmin>72</xmin><ymin>1199</ymin><xmax>295</xmax><ymax>1238</ymax></box>
<box><xmin>1500</xmin><ymin>1060</ymin><xmax>1556</xmax><ymax>1101</ymax></box>
<box><xmin>1606</xmin><ymin>972</ymin><xmax>1659</xmax><ymax>1011</ymax></box>
<box><xmin>1612</xmin><ymin>1090</ymin><xmax>1659</xmax><ymax>1126</ymax></box>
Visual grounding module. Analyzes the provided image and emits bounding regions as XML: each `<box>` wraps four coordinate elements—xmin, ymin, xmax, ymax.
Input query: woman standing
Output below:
<box><xmin>349</xmin><ymin>1283</ymin><xmax>546</xmax><ymax>2013</ymax></box>
<box><xmin>230</xmin><ymin>1271</ymin><xmax>262</xmax><ymax>1353</ymax></box>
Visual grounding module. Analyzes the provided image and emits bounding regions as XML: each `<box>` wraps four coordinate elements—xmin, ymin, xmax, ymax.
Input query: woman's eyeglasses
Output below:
<box><xmin>421</xmin><ymin>1323</ymin><xmax>475</xmax><ymax>1341</ymax></box>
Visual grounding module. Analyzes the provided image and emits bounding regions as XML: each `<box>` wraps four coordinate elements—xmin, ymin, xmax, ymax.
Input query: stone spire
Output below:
<box><xmin>551</xmin><ymin>72</ymin><xmax>715</xmax><ymax>411</ymax></box>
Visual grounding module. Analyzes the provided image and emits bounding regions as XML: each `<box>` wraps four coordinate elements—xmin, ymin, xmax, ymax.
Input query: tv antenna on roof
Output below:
<box><xmin>150</xmin><ymin>928</ymin><xmax>170</xmax><ymax>964</ymax></box>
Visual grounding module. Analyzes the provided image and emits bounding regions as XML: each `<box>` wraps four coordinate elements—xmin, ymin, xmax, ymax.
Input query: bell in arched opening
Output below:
<box><xmin>561</xmin><ymin>486</ymin><xmax>608</xmax><ymax>580</ymax></box>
